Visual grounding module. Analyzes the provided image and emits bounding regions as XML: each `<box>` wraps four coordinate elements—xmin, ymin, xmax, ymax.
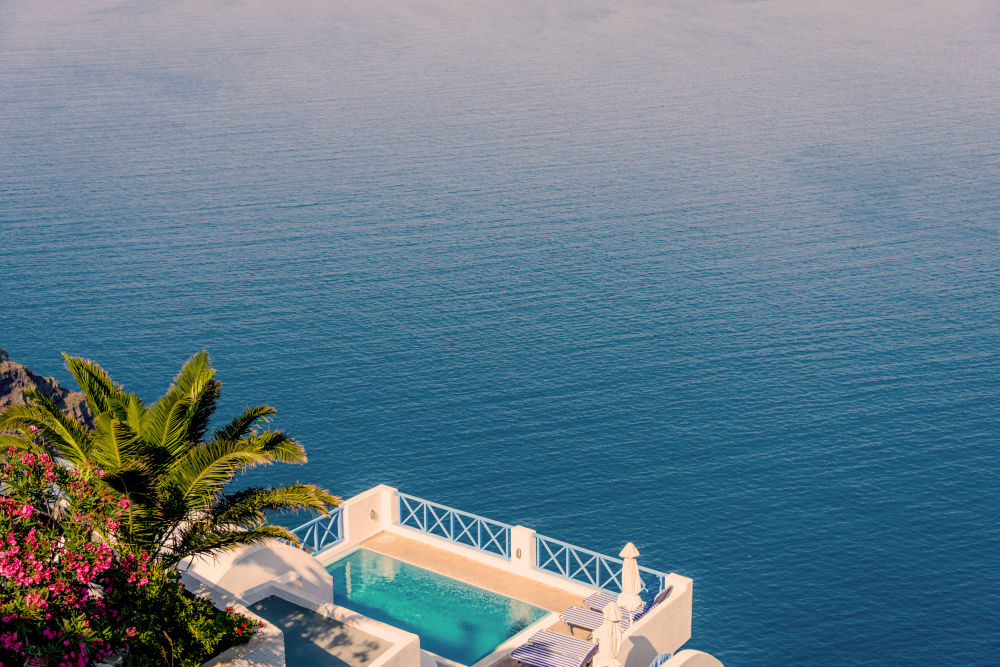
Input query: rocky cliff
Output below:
<box><xmin>0</xmin><ymin>349</ymin><xmax>93</xmax><ymax>427</ymax></box>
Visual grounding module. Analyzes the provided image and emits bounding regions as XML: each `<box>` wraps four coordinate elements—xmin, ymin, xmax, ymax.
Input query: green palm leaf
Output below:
<box><xmin>0</xmin><ymin>351</ymin><xmax>337</xmax><ymax>569</ymax></box>
<box><xmin>212</xmin><ymin>405</ymin><xmax>277</xmax><ymax>443</ymax></box>
<box><xmin>88</xmin><ymin>412</ymin><xmax>142</xmax><ymax>472</ymax></box>
<box><xmin>0</xmin><ymin>433</ymin><xmax>45</xmax><ymax>454</ymax></box>
<box><xmin>169</xmin><ymin>525</ymin><xmax>297</xmax><ymax>566</ymax></box>
<box><xmin>63</xmin><ymin>354</ymin><xmax>127</xmax><ymax>417</ymax></box>
<box><xmin>211</xmin><ymin>485</ymin><xmax>341</xmax><ymax>529</ymax></box>
<box><xmin>0</xmin><ymin>393</ymin><xmax>92</xmax><ymax>463</ymax></box>
<box><xmin>243</xmin><ymin>430</ymin><xmax>307</xmax><ymax>464</ymax></box>
<box><xmin>166</xmin><ymin>440</ymin><xmax>274</xmax><ymax>507</ymax></box>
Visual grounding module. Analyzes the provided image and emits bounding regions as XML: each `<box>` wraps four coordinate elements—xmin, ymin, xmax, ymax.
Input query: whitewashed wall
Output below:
<box><xmin>618</xmin><ymin>574</ymin><xmax>694</xmax><ymax>667</ymax></box>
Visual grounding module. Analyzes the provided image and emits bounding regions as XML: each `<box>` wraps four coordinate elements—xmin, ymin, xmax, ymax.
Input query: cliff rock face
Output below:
<box><xmin>0</xmin><ymin>349</ymin><xmax>94</xmax><ymax>427</ymax></box>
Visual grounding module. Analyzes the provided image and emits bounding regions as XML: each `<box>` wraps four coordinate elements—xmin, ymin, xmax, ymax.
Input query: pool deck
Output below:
<box><xmin>248</xmin><ymin>595</ymin><xmax>391</xmax><ymax>667</ymax></box>
<box><xmin>360</xmin><ymin>531</ymin><xmax>585</xmax><ymax>638</ymax></box>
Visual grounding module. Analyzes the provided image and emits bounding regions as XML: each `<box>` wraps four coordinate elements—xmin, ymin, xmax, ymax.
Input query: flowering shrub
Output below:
<box><xmin>116</xmin><ymin>575</ymin><xmax>260</xmax><ymax>667</ymax></box>
<box><xmin>0</xmin><ymin>446</ymin><xmax>256</xmax><ymax>666</ymax></box>
<box><xmin>0</xmin><ymin>447</ymin><xmax>148</xmax><ymax>666</ymax></box>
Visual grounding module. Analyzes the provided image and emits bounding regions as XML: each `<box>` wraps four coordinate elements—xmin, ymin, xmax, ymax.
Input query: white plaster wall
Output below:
<box><xmin>618</xmin><ymin>574</ymin><xmax>694</xmax><ymax>667</ymax></box>
<box><xmin>662</xmin><ymin>650</ymin><xmax>724</xmax><ymax>667</ymax></box>
<box><xmin>341</xmin><ymin>484</ymin><xmax>397</xmax><ymax>545</ymax></box>
<box><xmin>509</xmin><ymin>525</ymin><xmax>536</xmax><ymax>574</ymax></box>
<box><xmin>184</xmin><ymin>540</ymin><xmax>333</xmax><ymax>605</ymax></box>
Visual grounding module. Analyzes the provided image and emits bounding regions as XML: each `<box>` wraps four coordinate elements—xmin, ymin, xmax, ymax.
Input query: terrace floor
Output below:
<box><xmin>248</xmin><ymin>595</ymin><xmax>391</xmax><ymax>667</ymax></box>
<box><xmin>360</xmin><ymin>531</ymin><xmax>586</xmax><ymax>641</ymax></box>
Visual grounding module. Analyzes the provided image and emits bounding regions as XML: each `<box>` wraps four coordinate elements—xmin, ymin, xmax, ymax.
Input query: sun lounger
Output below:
<box><xmin>584</xmin><ymin>585</ymin><xmax>674</xmax><ymax>616</ymax></box>
<box><xmin>511</xmin><ymin>629</ymin><xmax>598</xmax><ymax>667</ymax></box>
<box><xmin>583</xmin><ymin>591</ymin><xmax>618</xmax><ymax>612</ymax></box>
<box><xmin>560</xmin><ymin>607</ymin><xmax>610</xmax><ymax>636</ymax></box>
<box><xmin>511</xmin><ymin>643</ymin><xmax>593</xmax><ymax>667</ymax></box>
<box><xmin>530</xmin><ymin>630</ymin><xmax>598</xmax><ymax>662</ymax></box>
<box><xmin>564</xmin><ymin>585</ymin><xmax>675</xmax><ymax>635</ymax></box>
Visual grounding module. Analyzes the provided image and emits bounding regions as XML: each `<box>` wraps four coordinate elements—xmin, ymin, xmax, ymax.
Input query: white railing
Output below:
<box><xmin>287</xmin><ymin>488</ymin><xmax>673</xmax><ymax>596</ymax></box>
<box><xmin>285</xmin><ymin>509</ymin><xmax>343</xmax><ymax>554</ymax></box>
<box><xmin>535</xmin><ymin>533</ymin><xmax>670</xmax><ymax>594</ymax></box>
<box><xmin>395</xmin><ymin>491</ymin><xmax>512</xmax><ymax>559</ymax></box>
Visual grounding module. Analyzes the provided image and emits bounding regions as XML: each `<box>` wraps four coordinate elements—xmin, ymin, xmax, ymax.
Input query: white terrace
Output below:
<box><xmin>182</xmin><ymin>485</ymin><xmax>723</xmax><ymax>667</ymax></box>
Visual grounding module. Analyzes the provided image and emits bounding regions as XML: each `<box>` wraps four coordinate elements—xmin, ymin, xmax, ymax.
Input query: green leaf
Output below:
<box><xmin>212</xmin><ymin>405</ymin><xmax>277</xmax><ymax>443</ymax></box>
<box><xmin>63</xmin><ymin>354</ymin><xmax>127</xmax><ymax>417</ymax></box>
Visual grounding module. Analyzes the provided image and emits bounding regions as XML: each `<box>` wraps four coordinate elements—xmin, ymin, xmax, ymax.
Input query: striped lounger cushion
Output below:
<box><xmin>583</xmin><ymin>591</ymin><xmax>618</xmax><ymax>612</ymax></box>
<box><xmin>529</xmin><ymin>630</ymin><xmax>598</xmax><ymax>662</ymax></box>
<box><xmin>560</xmin><ymin>606</ymin><xmax>607</xmax><ymax>632</ymax></box>
<box><xmin>511</xmin><ymin>644</ymin><xmax>588</xmax><ymax>667</ymax></box>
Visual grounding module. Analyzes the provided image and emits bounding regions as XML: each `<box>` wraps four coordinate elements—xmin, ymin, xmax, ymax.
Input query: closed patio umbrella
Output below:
<box><xmin>616</xmin><ymin>542</ymin><xmax>643</xmax><ymax>616</ymax></box>
<box><xmin>593</xmin><ymin>601</ymin><xmax>623</xmax><ymax>667</ymax></box>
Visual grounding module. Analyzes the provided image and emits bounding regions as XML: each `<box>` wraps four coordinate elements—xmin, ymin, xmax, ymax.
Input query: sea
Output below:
<box><xmin>1</xmin><ymin>0</ymin><xmax>998</xmax><ymax>664</ymax></box>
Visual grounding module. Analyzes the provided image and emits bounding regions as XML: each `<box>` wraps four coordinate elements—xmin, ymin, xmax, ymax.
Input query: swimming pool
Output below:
<box><xmin>326</xmin><ymin>548</ymin><xmax>550</xmax><ymax>665</ymax></box>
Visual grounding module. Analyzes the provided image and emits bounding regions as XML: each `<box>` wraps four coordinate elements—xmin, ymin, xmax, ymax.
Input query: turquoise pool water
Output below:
<box><xmin>326</xmin><ymin>548</ymin><xmax>549</xmax><ymax>665</ymax></box>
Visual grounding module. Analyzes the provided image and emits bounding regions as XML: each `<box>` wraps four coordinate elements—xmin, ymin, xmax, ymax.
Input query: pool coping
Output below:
<box><xmin>321</xmin><ymin>544</ymin><xmax>562</xmax><ymax>667</ymax></box>
<box><xmin>318</xmin><ymin>528</ymin><xmax>595</xmax><ymax>607</ymax></box>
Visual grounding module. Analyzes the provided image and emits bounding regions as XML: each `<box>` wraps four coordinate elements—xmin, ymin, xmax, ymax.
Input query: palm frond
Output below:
<box><xmin>88</xmin><ymin>413</ymin><xmax>142</xmax><ymax>472</ymax></box>
<box><xmin>0</xmin><ymin>433</ymin><xmax>46</xmax><ymax>455</ymax></box>
<box><xmin>166</xmin><ymin>525</ymin><xmax>296</xmax><ymax>567</ymax></box>
<box><xmin>63</xmin><ymin>354</ymin><xmax>127</xmax><ymax>417</ymax></box>
<box><xmin>212</xmin><ymin>405</ymin><xmax>277</xmax><ymax>443</ymax></box>
<box><xmin>211</xmin><ymin>485</ymin><xmax>341</xmax><ymax>529</ymax></box>
<box><xmin>184</xmin><ymin>378</ymin><xmax>220</xmax><ymax>444</ymax></box>
<box><xmin>244</xmin><ymin>430</ymin><xmax>307</xmax><ymax>464</ymax></box>
<box><xmin>106</xmin><ymin>392</ymin><xmax>147</xmax><ymax>432</ymax></box>
<box><xmin>0</xmin><ymin>395</ymin><xmax>91</xmax><ymax>464</ymax></box>
<box><xmin>145</xmin><ymin>395</ymin><xmax>193</xmax><ymax>460</ymax></box>
<box><xmin>124</xmin><ymin>391</ymin><xmax>147</xmax><ymax>426</ymax></box>
<box><xmin>168</xmin><ymin>351</ymin><xmax>215</xmax><ymax>398</ymax></box>
<box><xmin>166</xmin><ymin>440</ymin><xmax>274</xmax><ymax>507</ymax></box>
<box><xmin>101</xmin><ymin>458</ymin><xmax>157</xmax><ymax>500</ymax></box>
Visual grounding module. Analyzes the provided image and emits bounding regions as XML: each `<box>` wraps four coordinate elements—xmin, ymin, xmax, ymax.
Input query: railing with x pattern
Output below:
<box><xmin>395</xmin><ymin>492</ymin><xmax>512</xmax><ymax>559</ymax></box>
<box><xmin>534</xmin><ymin>533</ymin><xmax>670</xmax><ymax>594</ymax></box>
<box><xmin>285</xmin><ymin>508</ymin><xmax>344</xmax><ymax>555</ymax></box>
<box><xmin>649</xmin><ymin>653</ymin><xmax>674</xmax><ymax>667</ymax></box>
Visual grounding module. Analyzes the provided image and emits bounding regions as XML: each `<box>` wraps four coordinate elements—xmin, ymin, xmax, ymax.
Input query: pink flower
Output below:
<box><xmin>125</xmin><ymin>627</ymin><xmax>137</xmax><ymax>637</ymax></box>
<box><xmin>28</xmin><ymin>425</ymin><xmax>38</xmax><ymax>434</ymax></box>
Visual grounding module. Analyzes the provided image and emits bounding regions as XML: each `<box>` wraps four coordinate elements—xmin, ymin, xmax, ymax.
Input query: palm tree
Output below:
<box><xmin>0</xmin><ymin>351</ymin><xmax>338</xmax><ymax>567</ymax></box>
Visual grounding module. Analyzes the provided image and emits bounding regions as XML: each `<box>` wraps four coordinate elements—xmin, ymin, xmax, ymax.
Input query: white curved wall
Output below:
<box><xmin>185</xmin><ymin>540</ymin><xmax>333</xmax><ymax>605</ymax></box>
<box><xmin>619</xmin><ymin>574</ymin><xmax>694</xmax><ymax>667</ymax></box>
<box><xmin>663</xmin><ymin>650</ymin><xmax>724</xmax><ymax>667</ymax></box>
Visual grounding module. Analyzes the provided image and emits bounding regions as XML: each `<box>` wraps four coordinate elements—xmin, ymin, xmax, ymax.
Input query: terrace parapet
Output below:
<box><xmin>284</xmin><ymin>485</ymin><xmax>693</xmax><ymax>667</ymax></box>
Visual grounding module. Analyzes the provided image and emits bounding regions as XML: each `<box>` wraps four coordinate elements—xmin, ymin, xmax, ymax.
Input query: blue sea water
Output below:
<box><xmin>1</xmin><ymin>0</ymin><xmax>999</xmax><ymax>664</ymax></box>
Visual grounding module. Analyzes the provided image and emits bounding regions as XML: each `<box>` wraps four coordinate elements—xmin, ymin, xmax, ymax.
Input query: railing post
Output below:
<box><xmin>510</xmin><ymin>526</ymin><xmax>535</xmax><ymax>573</ymax></box>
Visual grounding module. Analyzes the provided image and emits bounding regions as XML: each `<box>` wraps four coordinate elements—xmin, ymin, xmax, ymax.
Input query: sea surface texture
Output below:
<box><xmin>1</xmin><ymin>1</ymin><xmax>998</xmax><ymax>664</ymax></box>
